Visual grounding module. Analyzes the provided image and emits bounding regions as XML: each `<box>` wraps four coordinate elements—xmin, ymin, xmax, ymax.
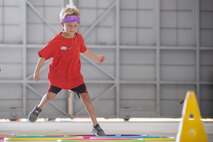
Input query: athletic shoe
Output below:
<box><xmin>28</xmin><ymin>106</ymin><xmax>42</xmax><ymax>122</ymax></box>
<box><xmin>91</xmin><ymin>124</ymin><xmax>106</xmax><ymax>136</ymax></box>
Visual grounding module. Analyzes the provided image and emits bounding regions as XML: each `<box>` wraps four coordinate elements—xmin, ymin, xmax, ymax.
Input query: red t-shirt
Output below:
<box><xmin>38</xmin><ymin>32</ymin><xmax>87</xmax><ymax>89</ymax></box>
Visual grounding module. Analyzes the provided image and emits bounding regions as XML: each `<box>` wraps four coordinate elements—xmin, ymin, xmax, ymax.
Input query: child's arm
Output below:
<box><xmin>82</xmin><ymin>49</ymin><xmax>105</xmax><ymax>64</ymax></box>
<box><xmin>33</xmin><ymin>57</ymin><xmax>46</xmax><ymax>81</ymax></box>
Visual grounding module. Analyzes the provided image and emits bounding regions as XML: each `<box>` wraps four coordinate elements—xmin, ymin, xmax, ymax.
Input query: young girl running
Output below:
<box><xmin>28</xmin><ymin>5</ymin><xmax>105</xmax><ymax>136</ymax></box>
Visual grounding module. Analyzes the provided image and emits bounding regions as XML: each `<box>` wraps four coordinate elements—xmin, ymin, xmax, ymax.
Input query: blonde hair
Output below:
<box><xmin>59</xmin><ymin>5</ymin><xmax>80</xmax><ymax>21</ymax></box>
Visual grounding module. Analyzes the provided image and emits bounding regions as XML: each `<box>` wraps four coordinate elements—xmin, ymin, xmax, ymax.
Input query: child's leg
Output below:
<box><xmin>37</xmin><ymin>85</ymin><xmax>62</xmax><ymax>109</ymax></box>
<box><xmin>79</xmin><ymin>93</ymin><xmax>98</xmax><ymax>126</ymax></box>
<box><xmin>28</xmin><ymin>92</ymin><xmax>56</xmax><ymax>122</ymax></box>
<box><xmin>80</xmin><ymin>93</ymin><xmax>105</xmax><ymax>136</ymax></box>
<box><xmin>37</xmin><ymin>92</ymin><xmax>57</xmax><ymax>109</ymax></box>
<box><xmin>71</xmin><ymin>84</ymin><xmax>105</xmax><ymax>136</ymax></box>
<box><xmin>28</xmin><ymin>86</ymin><xmax>61</xmax><ymax>122</ymax></box>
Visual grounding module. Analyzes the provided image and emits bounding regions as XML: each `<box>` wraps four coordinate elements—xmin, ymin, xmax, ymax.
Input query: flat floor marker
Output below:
<box><xmin>4</xmin><ymin>134</ymin><xmax>175</xmax><ymax>141</ymax></box>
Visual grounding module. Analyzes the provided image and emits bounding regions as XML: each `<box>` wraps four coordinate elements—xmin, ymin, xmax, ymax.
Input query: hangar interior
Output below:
<box><xmin>1</xmin><ymin>0</ymin><xmax>213</xmax><ymax>142</ymax></box>
<box><xmin>0</xmin><ymin>0</ymin><xmax>213</xmax><ymax>121</ymax></box>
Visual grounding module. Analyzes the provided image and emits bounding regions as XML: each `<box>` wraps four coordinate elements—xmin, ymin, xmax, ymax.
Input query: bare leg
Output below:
<box><xmin>79</xmin><ymin>93</ymin><xmax>98</xmax><ymax>126</ymax></box>
<box><xmin>28</xmin><ymin>92</ymin><xmax>56</xmax><ymax>122</ymax></box>
<box><xmin>37</xmin><ymin>92</ymin><xmax>57</xmax><ymax>109</ymax></box>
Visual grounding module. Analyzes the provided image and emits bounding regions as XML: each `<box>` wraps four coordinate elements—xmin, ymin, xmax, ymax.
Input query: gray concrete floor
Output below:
<box><xmin>0</xmin><ymin>118</ymin><xmax>212</xmax><ymax>142</ymax></box>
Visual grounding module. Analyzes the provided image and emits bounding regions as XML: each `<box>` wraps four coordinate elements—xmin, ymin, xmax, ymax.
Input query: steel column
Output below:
<box><xmin>155</xmin><ymin>0</ymin><xmax>160</xmax><ymax>116</ymax></box>
<box><xmin>20</xmin><ymin>0</ymin><xmax>27</xmax><ymax>117</ymax></box>
<box><xmin>195</xmin><ymin>0</ymin><xmax>200</xmax><ymax>102</ymax></box>
<box><xmin>115</xmin><ymin>0</ymin><xmax>120</xmax><ymax>117</ymax></box>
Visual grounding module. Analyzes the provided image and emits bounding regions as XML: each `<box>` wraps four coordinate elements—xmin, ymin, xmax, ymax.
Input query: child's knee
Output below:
<box><xmin>80</xmin><ymin>93</ymin><xmax>89</xmax><ymax>100</ymax></box>
<box><xmin>46</xmin><ymin>92</ymin><xmax>56</xmax><ymax>100</ymax></box>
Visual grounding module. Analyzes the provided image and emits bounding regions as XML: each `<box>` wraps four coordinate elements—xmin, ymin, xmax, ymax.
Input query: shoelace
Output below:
<box><xmin>34</xmin><ymin>108</ymin><xmax>41</xmax><ymax>114</ymax></box>
<box><xmin>95</xmin><ymin>126</ymin><xmax>104</xmax><ymax>133</ymax></box>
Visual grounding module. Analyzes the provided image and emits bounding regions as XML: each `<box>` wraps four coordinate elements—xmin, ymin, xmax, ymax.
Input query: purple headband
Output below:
<box><xmin>61</xmin><ymin>16</ymin><xmax>80</xmax><ymax>24</ymax></box>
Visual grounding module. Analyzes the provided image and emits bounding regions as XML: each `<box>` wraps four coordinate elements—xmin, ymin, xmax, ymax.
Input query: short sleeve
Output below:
<box><xmin>78</xmin><ymin>34</ymin><xmax>87</xmax><ymax>53</ymax></box>
<box><xmin>38</xmin><ymin>40</ymin><xmax>56</xmax><ymax>60</ymax></box>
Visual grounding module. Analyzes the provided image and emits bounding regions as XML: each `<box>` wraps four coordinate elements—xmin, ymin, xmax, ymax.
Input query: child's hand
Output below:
<box><xmin>96</xmin><ymin>55</ymin><xmax>105</xmax><ymax>64</ymax></box>
<box><xmin>33</xmin><ymin>72</ymin><xmax>40</xmax><ymax>81</ymax></box>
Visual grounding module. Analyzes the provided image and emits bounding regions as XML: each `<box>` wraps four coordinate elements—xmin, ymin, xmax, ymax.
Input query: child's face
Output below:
<box><xmin>63</xmin><ymin>21</ymin><xmax>79</xmax><ymax>34</ymax></box>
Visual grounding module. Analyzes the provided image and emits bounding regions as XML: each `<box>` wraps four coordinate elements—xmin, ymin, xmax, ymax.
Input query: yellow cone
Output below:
<box><xmin>176</xmin><ymin>91</ymin><xmax>208</xmax><ymax>142</ymax></box>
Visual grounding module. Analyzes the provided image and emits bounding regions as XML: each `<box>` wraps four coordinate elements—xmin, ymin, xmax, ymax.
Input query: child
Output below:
<box><xmin>28</xmin><ymin>5</ymin><xmax>105</xmax><ymax>136</ymax></box>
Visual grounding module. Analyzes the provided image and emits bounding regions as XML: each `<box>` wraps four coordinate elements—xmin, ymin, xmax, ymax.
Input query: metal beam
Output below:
<box><xmin>0</xmin><ymin>44</ymin><xmax>23</xmax><ymax>48</ymax></box>
<box><xmin>195</xmin><ymin>0</ymin><xmax>200</xmax><ymax>102</ymax></box>
<box><xmin>82</xmin><ymin>1</ymin><xmax>116</xmax><ymax>38</ymax></box>
<box><xmin>26</xmin><ymin>84</ymin><xmax>68</xmax><ymax>115</ymax></box>
<box><xmin>81</xmin><ymin>55</ymin><xmax>115</xmax><ymax>80</ymax></box>
<box><xmin>26</xmin><ymin>60</ymin><xmax>51</xmax><ymax>80</ymax></box>
<box><xmin>74</xmin><ymin>84</ymin><xmax>116</xmax><ymax>115</ymax></box>
<box><xmin>0</xmin><ymin>43</ymin><xmax>208</xmax><ymax>50</ymax></box>
<box><xmin>26</xmin><ymin>0</ymin><xmax>57</xmax><ymax>34</ymax></box>
<box><xmin>155</xmin><ymin>0</ymin><xmax>160</xmax><ymax>116</ymax></box>
<box><xmin>76</xmin><ymin>1</ymin><xmax>117</xmax><ymax>81</ymax></box>
<box><xmin>20</xmin><ymin>0</ymin><xmax>27</xmax><ymax>117</ymax></box>
<box><xmin>115</xmin><ymin>0</ymin><xmax>120</xmax><ymax>117</ymax></box>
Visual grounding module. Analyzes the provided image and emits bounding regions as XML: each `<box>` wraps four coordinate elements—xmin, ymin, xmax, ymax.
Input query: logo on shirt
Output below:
<box><xmin>60</xmin><ymin>46</ymin><xmax>68</xmax><ymax>50</ymax></box>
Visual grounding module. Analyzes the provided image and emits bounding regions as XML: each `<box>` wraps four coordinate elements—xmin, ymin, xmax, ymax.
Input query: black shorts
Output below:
<box><xmin>48</xmin><ymin>84</ymin><xmax>88</xmax><ymax>96</ymax></box>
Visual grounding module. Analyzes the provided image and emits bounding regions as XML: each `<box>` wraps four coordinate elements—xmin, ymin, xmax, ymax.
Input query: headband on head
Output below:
<box><xmin>61</xmin><ymin>16</ymin><xmax>80</xmax><ymax>24</ymax></box>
